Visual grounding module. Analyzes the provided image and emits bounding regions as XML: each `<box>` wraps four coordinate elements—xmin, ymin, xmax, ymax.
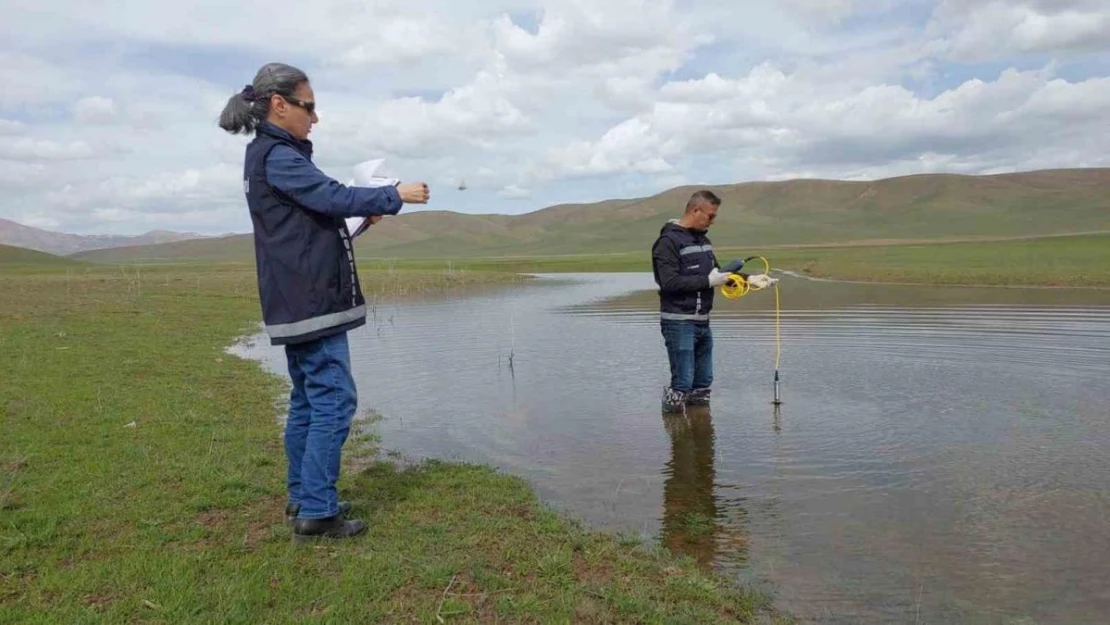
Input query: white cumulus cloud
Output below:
<box><xmin>0</xmin><ymin>0</ymin><xmax>1106</xmax><ymax>235</ymax></box>
<box><xmin>74</xmin><ymin>96</ymin><xmax>118</xmax><ymax>124</ymax></box>
<box><xmin>931</xmin><ymin>0</ymin><xmax>1110</xmax><ymax>60</ymax></box>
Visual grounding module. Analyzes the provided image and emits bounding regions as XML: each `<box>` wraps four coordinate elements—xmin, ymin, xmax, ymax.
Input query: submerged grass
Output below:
<box><xmin>0</xmin><ymin>264</ymin><xmax>785</xmax><ymax>623</ymax></box>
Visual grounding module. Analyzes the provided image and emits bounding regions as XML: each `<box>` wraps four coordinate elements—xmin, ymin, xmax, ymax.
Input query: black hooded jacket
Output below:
<box><xmin>650</xmin><ymin>220</ymin><xmax>719</xmax><ymax>321</ymax></box>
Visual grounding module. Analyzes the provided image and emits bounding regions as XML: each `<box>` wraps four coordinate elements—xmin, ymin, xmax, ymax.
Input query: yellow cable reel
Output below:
<box><xmin>719</xmin><ymin>255</ymin><xmax>771</xmax><ymax>300</ymax></box>
<box><xmin>720</xmin><ymin>274</ymin><xmax>749</xmax><ymax>299</ymax></box>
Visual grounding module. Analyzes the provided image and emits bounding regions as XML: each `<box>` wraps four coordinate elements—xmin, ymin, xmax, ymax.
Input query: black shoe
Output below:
<box><xmin>285</xmin><ymin>500</ymin><xmax>352</xmax><ymax>525</ymax></box>
<box><xmin>661</xmin><ymin>387</ymin><xmax>687</xmax><ymax>414</ymax></box>
<box><xmin>687</xmin><ymin>388</ymin><xmax>711</xmax><ymax>406</ymax></box>
<box><xmin>292</xmin><ymin>515</ymin><xmax>367</xmax><ymax>543</ymax></box>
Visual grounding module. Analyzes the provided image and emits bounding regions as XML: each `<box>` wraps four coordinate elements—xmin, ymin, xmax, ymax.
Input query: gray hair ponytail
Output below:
<box><xmin>218</xmin><ymin>62</ymin><xmax>309</xmax><ymax>135</ymax></box>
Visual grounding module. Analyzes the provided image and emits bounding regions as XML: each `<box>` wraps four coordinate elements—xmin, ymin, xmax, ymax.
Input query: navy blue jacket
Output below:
<box><xmin>651</xmin><ymin>220</ymin><xmax>719</xmax><ymax>322</ymax></box>
<box><xmin>243</xmin><ymin>122</ymin><xmax>402</xmax><ymax>345</ymax></box>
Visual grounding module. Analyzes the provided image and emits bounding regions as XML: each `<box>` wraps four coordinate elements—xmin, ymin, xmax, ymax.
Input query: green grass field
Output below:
<box><xmin>355</xmin><ymin>233</ymin><xmax>1110</xmax><ymax>287</ymax></box>
<box><xmin>0</xmin><ymin>264</ymin><xmax>785</xmax><ymax>624</ymax></box>
<box><xmin>3</xmin><ymin>227</ymin><xmax>1106</xmax><ymax>621</ymax></box>
<box><xmin>9</xmin><ymin>233</ymin><xmax>1110</xmax><ymax>287</ymax></box>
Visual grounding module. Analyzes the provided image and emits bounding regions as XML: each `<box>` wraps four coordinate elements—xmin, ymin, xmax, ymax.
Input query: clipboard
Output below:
<box><xmin>343</xmin><ymin>158</ymin><xmax>400</xmax><ymax>238</ymax></box>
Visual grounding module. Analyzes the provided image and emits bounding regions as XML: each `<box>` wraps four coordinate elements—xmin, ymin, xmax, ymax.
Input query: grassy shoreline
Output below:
<box><xmin>0</xmin><ymin>266</ymin><xmax>785</xmax><ymax>623</ymax></box>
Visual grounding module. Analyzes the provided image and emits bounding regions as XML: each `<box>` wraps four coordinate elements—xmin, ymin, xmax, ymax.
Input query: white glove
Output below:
<box><xmin>748</xmin><ymin>273</ymin><xmax>778</xmax><ymax>288</ymax></box>
<box><xmin>708</xmin><ymin>268</ymin><xmax>731</xmax><ymax>287</ymax></box>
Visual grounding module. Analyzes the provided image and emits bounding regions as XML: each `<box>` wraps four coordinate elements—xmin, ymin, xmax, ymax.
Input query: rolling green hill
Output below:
<box><xmin>71</xmin><ymin>168</ymin><xmax>1110</xmax><ymax>264</ymax></box>
<box><xmin>0</xmin><ymin>244</ymin><xmax>83</xmax><ymax>267</ymax></box>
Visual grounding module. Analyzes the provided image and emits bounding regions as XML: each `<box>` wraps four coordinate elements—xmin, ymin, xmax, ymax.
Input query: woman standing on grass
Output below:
<box><xmin>218</xmin><ymin>62</ymin><xmax>430</xmax><ymax>542</ymax></box>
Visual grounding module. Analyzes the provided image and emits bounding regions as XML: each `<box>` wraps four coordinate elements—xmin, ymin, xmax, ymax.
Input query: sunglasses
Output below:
<box><xmin>281</xmin><ymin>94</ymin><xmax>315</xmax><ymax>115</ymax></box>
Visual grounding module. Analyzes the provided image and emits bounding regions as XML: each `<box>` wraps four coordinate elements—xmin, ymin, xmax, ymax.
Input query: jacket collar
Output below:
<box><xmin>257</xmin><ymin>121</ymin><xmax>313</xmax><ymax>158</ymax></box>
<box><xmin>662</xmin><ymin>218</ymin><xmax>707</xmax><ymax>237</ymax></box>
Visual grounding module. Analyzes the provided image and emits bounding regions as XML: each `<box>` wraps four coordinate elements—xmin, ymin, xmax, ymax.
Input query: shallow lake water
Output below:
<box><xmin>231</xmin><ymin>273</ymin><xmax>1110</xmax><ymax>624</ymax></box>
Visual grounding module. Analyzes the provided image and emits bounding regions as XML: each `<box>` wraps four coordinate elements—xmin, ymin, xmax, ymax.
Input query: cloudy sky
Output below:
<box><xmin>2</xmin><ymin>0</ymin><xmax>1108</xmax><ymax>236</ymax></box>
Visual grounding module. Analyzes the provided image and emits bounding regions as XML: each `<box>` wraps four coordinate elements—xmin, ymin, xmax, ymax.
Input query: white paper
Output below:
<box><xmin>343</xmin><ymin>159</ymin><xmax>400</xmax><ymax>238</ymax></box>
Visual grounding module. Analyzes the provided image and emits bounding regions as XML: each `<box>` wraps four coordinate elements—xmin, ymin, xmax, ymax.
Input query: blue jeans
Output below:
<box><xmin>660</xmin><ymin>320</ymin><xmax>713</xmax><ymax>393</ymax></box>
<box><xmin>283</xmin><ymin>331</ymin><xmax>357</xmax><ymax>520</ymax></box>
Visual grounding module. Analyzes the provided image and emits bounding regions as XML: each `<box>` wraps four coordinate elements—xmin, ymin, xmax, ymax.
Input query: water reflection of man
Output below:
<box><xmin>660</xmin><ymin>408</ymin><xmax>720</xmax><ymax>569</ymax></box>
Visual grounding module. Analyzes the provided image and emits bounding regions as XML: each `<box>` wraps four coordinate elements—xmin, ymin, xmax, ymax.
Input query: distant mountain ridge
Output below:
<box><xmin>0</xmin><ymin>218</ymin><xmax>215</xmax><ymax>256</ymax></box>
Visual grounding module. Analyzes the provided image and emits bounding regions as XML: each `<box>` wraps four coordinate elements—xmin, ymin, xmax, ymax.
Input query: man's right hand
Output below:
<box><xmin>708</xmin><ymin>268</ymin><xmax>731</xmax><ymax>287</ymax></box>
<box><xmin>397</xmin><ymin>182</ymin><xmax>430</xmax><ymax>203</ymax></box>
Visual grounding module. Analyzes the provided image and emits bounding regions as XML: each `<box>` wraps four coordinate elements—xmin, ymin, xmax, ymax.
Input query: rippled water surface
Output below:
<box><xmin>233</xmin><ymin>273</ymin><xmax>1110</xmax><ymax>624</ymax></box>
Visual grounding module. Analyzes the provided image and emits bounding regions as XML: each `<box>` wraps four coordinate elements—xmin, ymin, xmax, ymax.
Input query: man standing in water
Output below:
<box><xmin>650</xmin><ymin>190</ymin><xmax>776</xmax><ymax>413</ymax></box>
